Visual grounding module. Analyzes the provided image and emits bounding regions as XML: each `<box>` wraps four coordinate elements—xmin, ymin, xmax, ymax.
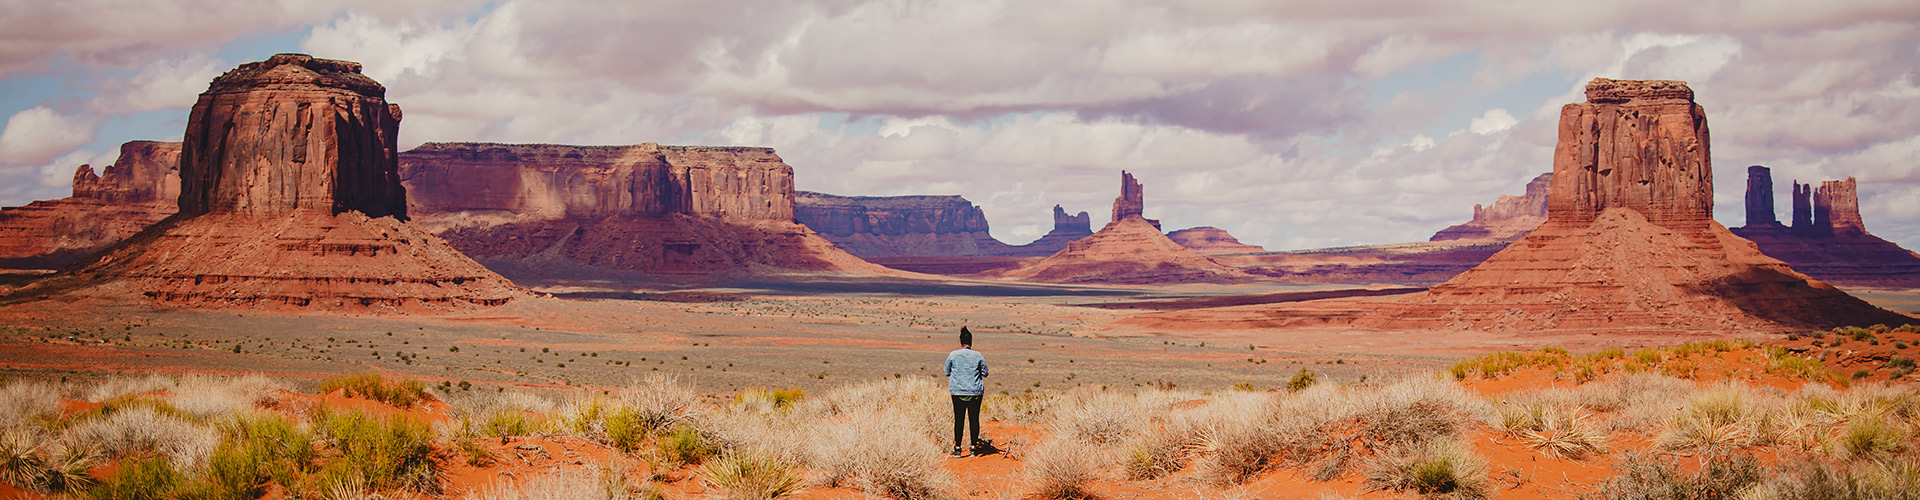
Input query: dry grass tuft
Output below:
<box><xmin>1363</xmin><ymin>438</ymin><xmax>1489</xmax><ymax>500</ymax></box>
<box><xmin>1023</xmin><ymin>436</ymin><xmax>1104</xmax><ymax>500</ymax></box>
<box><xmin>702</xmin><ymin>451</ymin><xmax>803</xmax><ymax>500</ymax></box>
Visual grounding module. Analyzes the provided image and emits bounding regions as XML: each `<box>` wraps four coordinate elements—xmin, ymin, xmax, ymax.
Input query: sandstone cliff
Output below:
<box><xmin>0</xmin><ymin>141</ymin><xmax>181</xmax><ymax>269</ymax></box>
<box><xmin>401</xmin><ymin>142</ymin><xmax>793</xmax><ymax>222</ymax></box>
<box><xmin>1430</xmin><ymin>173</ymin><xmax>1551</xmax><ymax>241</ymax></box>
<box><xmin>1167</xmin><ymin>226</ymin><xmax>1265</xmax><ymax>254</ymax></box>
<box><xmin>398</xmin><ymin>142</ymin><xmax>882</xmax><ymax>277</ymax></box>
<box><xmin>10</xmin><ymin>54</ymin><xmax>522</xmax><ymax>312</ymax></box>
<box><xmin>1733</xmin><ymin>171</ymin><xmax>1920</xmax><ymax>287</ymax></box>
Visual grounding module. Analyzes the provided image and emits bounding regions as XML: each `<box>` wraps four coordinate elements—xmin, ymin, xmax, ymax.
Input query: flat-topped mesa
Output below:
<box><xmin>1167</xmin><ymin>226</ymin><xmax>1265</xmax><ymax>254</ymax></box>
<box><xmin>1111</xmin><ymin>171</ymin><xmax>1159</xmax><ymax>230</ymax></box>
<box><xmin>179</xmin><ymin>53</ymin><xmax>406</xmax><ymax>219</ymax></box>
<box><xmin>1817</xmin><ymin>178</ymin><xmax>1864</xmax><ymax>235</ymax></box>
<box><xmin>1547</xmin><ymin>78</ymin><xmax>1712</xmax><ymax>228</ymax></box>
<box><xmin>1431</xmin><ymin>173</ymin><xmax>1551</xmax><ymax>241</ymax></box>
<box><xmin>792</xmin><ymin>191</ymin><xmax>1010</xmax><ymax>258</ymax></box>
<box><xmin>400</xmin><ymin>142</ymin><xmax>793</xmax><ymax>222</ymax></box>
<box><xmin>1745</xmin><ymin>166</ymin><xmax>1779</xmax><ymax>227</ymax></box>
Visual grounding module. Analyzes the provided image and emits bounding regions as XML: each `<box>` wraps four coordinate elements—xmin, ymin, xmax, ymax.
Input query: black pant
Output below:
<box><xmin>951</xmin><ymin>395</ymin><xmax>981</xmax><ymax>448</ymax></box>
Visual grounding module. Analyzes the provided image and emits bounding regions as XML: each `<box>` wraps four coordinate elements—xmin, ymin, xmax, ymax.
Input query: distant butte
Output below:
<box><xmin>793</xmin><ymin>193</ymin><xmax>1092</xmax><ymax>259</ymax></box>
<box><xmin>6</xmin><ymin>54</ymin><xmax>522</xmax><ymax>312</ymax></box>
<box><xmin>996</xmin><ymin>172</ymin><xmax>1247</xmax><ymax>284</ymax></box>
<box><xmin>0</xmin><ymin>141</ymin><xmax>180</xmax><ymax>269</ymax></box>
<box><xmin>1731</xmin><ymin>170</ymin><xmax>1920</xmax><ymax>287</ymax></box>
<box><xmin>1430</xmin><ymin>173</ymin><xmax>1551</xmax><ymax>242</ymax></box>
<box><xmin>1167</xmin><ymin>226</ymin><xmax>1264</xmax><ymax>254</ymax></box>
<box><xmin>398</xmin><ymin>142</ymin><xmax>884</xmax><ymax>278</ymax></box>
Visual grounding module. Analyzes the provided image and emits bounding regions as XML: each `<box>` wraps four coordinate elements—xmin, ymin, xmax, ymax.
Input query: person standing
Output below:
<box><xmin>945</xmin><ymin>326</ymin><xmax>988</xmax><ymax>457</ymax></box>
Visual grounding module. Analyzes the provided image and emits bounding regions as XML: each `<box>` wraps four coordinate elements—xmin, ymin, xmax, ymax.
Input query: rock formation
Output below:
<box><xmin>1167</xmin><ymin>226</ymin><xmax>1265</xmax><ymax>254</ymax></box>
<box><xmin>1367</xmin><ymin>78</ymin><xmax>1908</xmax><ymax>331</ymax></box>
<box><xmin>1816</xmin><ymin>178</ymin><xmax>1865</xmax><ymax>235</ymax></box>
<box><xmin>997</xmin><ymin>172</ymin><xmax>1247</xmax><ymax>284</ymax></box>
<box><xmin>1733</xmin><ymin>171</ymin><xmax>1920</xmax><ymax>287</ymax></box>
<box><xmin>0</xmin><ymin>141</ymin><xmax>181</xmax><ymax>269</ymax></box>
<box><xmin>397</xmin><ymin>142</ymin><xmax>882</xmax><ymax>277</ymax></box>
<box><xmin>1744</xmin><ymin>166</ymin><xmax>1780</xmax><ymax>228</ymax></box>
<box><xmin>794</xmin><ymin>192</ymin><xmax>1010</xmax><ymax>257</ymax></box>
<box><xmin>9</xmin><ymin>54</ymin><xmax>521</xmax><ymax>312</ymax></box>
<box><xmin>1111</xmin><ymin>171</ymin><xmax>1159</xmax><ymax>230</ymax></box>
<box><xmin>1792</xmin><ymin>181</ymin><xmax>1813</xmax><ymax>230</ymax></box>
<box><xmin>1430</xmin><ymin>173</ymin><xmax>1552</xmax><ymax>241</ymax></box>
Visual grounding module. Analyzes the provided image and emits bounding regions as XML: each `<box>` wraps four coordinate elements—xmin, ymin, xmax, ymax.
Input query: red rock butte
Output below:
<box><xmin>1167</xmin><ymin>226</ymin><xmax>1265</xmax><ymax>254</ymax></box>
<box><xmin>7</xmin><ymin>54</ymin><xmax>522</xmax><ymax>312</ymax></box>
<box><xmin>1375</xmin><ymin>78</ymin><xmax>1909</xmax><ymax>331</ymax></box>
<box><xmin>795</xmin><ymin>193</ymin><xmax>1092</xmax><ymax>258</ymax></box>
<box><xmin>0</xmin><ymin>141</ymin><xmax>181</xmax><ymax>269</ymax></box>
<box><xmin>397</xmin><ymin>142</ymin><xmax>882</xmax><ymax>277</ymax></box>
<box><xmin>1430</xmin><ymin>173</ymin><xmax>1551</xmax><ymax>242</ymax></box>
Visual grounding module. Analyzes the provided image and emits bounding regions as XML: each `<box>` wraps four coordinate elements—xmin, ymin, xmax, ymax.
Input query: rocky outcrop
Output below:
<box><xmin>397</xmin><ymin>143</ymin><xmax>881</xmax><ymax>277</ymax></box>
<box><xmin>1430</xmin><ymin>173</ymin><xmax>1552</xmax><ymax>241</ymax></box>
<box><xmin>1167</xmin><ymin>226</ymin><xmax>1265</xmax><ymax>254</ymax></box>
<box><xmin>0</xmin><ymin>141</ymin><xmax>182</xmax><ymax>269</ymax></box>
<box><xmin>1733</xmin><ymin>171</ymin><xmax>1920</xmax><ymax>287</ymax></box>
<box><xmin>1111</xmin><ymin>171</ymin><xmax>1159</xmax><ymax>230</ymax></box>
<box><xmin>1744</xmin><ymin>166</ymin><xmax>1780</xmax><ymax>228</ymax></box>
<box><xmin>793</xmin><ymin>191</ymin><xmax>1011</xmax><ymax>257</ymax></box>
<box><xmin>1363</xmin><ymin>78</ymin><xmax>1909</xmax><ymax>331</ymax></box>
<box><xmin>10</xmin><ymin>54</ymin><xmax>522</xmax><ymax>312</ymax></box>
<box><xmin>996</xmin><ymin>172</ymin><xmax>1247</xmax><ymax>284</ymax></box>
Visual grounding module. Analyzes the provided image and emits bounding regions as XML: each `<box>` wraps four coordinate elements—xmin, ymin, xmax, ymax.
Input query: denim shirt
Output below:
<box><xmin>945</xmin><ymin>347</ymin><xmax>988</xmax><ymax>396</ymax></box>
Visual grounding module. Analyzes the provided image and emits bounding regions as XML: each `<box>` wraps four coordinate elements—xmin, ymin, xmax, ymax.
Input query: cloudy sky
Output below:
<box><xmin>3</xmin><ymin>0</ymin><xmax>1917</xmax><ymax>250</ymax></box>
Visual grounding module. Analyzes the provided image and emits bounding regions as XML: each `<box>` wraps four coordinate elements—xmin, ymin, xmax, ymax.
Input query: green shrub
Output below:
<box><xmin>1363</xmin><ymin>439</ymin><xmax>1488</xmax><ymax>499</ymax></box>
<box><xmin>605</xmin><ymin>407</ymin><xmax>646</xmax><ymax>453</ymax></box>
<box><xmin>485</xmin><ymin>409</ymin><xmax>541</xmax><ymax>441</ymax></box>
<box><xmin>701</xmin><ymin>452</ymin><xmax>801</xmax><ymax>500</ymax></box>
<box><xmin>0</xmin><ymin>431</ymin><xmax>47</xmax><ymax>490</ymax></box>
<box><xmin>318</xmin><ymin>374</ymin><xmax>428</xmax><ymax>407</ymax></box>
<box><xmin>662</xmin><ymin>425</ymin><xmax>713</xmax><ymax>466</ymax></box>
<box><xmin>314</xmin><ymin>407</ymin><xmax>439</xmax><ymax>494</ymax></box>
<box><xmin>1287</xmin><ymin>368</ymin><xmax>1318</xmax><ymax>392</ymax></box>
<box><xmin>734</xmin><ymin>388</ymin><xmax>805</xmax><ymax>409</ymax></box>
<box><xmin>1841</xmin><ymin>417</ymin><xmax>1907</xmax><ymax>460</ymax></box>
<box><xmin>87</xmin><ymin>457</ymin><xmax>183</xmax><ymax>500</ymax></box>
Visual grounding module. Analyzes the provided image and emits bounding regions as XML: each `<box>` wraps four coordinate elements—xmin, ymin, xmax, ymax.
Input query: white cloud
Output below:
<box><xmin>1468</xmin><ymin>108</ymin><xmax>1518</xmax><ymax>135</ymax></box>
<box><xmin>0</xmin><ymin>107</ymin><xmax>94</xmax><ymax>166</ymax></box>
<box><xmin>88</xmin><ymin>54</ymin><xmax>225</xmax><ymax>113</ymax></box>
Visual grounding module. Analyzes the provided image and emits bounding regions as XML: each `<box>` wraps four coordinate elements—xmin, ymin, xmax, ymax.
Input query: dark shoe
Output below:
<box><xmin>950</xmin><ymin>447</ymin><xmax>967</xmax><ymax>458</ymax></box>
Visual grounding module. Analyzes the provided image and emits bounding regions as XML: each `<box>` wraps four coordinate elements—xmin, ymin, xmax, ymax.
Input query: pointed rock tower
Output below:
<box><xmin>11</xmin><ymin>54</ymin><xmax>522</xmax><ymax>312</ymax></box>
<box><xmin>1375</xmin><ymin>78</ymin><xmax>1907</xmax><ymax>331</ymax></box>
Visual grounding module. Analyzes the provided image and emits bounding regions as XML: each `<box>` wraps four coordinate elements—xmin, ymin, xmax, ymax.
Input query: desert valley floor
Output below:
<box><xmin>5</xmin><ymin>273</ymin><xmax>1917</xmax><ymax>392</ymax></box>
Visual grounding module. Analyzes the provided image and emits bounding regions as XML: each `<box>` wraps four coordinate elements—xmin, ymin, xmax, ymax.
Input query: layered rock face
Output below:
<box><xmin>1733</xmin><ymin>172</ymin><xmax>1920</xmax><ymax>287</ymax></box>
<box><xmin>1430</xmin><ymin>173</ymin><xmax>1552</xmax><ymax>241</ymax></box>
<box><xmin>401</xmin><ymin>143</ymin><xmax>793</xmax><ymax>222</ymax></box>
<box><xmin>398</xmin><ymin>143</ymin><xmax>880</xmax><ymax>277</ymax></box>
<box><xmin>1371</xmin><ymin>78</ymin><xmax>1908</xmax><ymax>331</ymax></box>
<box><xmin>1167</xmin><ymin>226</ymin><xmax>1265</xmax><ymax>254</ymax></box>
<box><xmin>0</xmin><ymin>141</ymin><xmax>182</xmax><ymax>269</ymax></box>
<box><xmin>12</xmin><ymin>54</ymin><xmax>521</xmax><ymax>312</ymax></box>
<box><xmin>997</xmin><ymin>172</ymin><xmax>1246</xmax><ymax>284</ymax></box>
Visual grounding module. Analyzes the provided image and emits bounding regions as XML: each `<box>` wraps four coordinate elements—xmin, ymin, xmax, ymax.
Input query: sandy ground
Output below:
<box><xmin>2</xmin><ymin>272</ymin><xmax>1914</xmax><ymax>395</ymax></box>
